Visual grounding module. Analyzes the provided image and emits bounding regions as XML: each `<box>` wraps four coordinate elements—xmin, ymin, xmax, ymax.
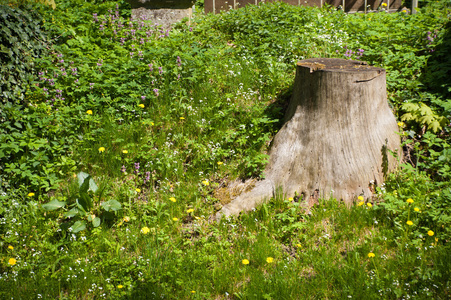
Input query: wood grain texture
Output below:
<box><xmin>219</xmin><ymin>58</ymin><xmax>401</xmax><ymax>218</ymax></box>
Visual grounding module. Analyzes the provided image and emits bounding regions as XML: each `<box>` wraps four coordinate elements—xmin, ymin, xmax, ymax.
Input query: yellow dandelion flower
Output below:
<box><xmin>135</xmin><ymin>188</ymin><xmax>141</xmax><ymax>193</ymax></box>
<box><xmin>150</xmin><ymin>122</ymin><xmax>154</xmax><ymax>126</ymax></box>
<box><xmin>266</xmin><ymin>257</ymin><xmax>274</xmax><ymax>263</ymax></box>
<box><xmin>169</xmin><ymin>197</ymin><xmax>176</xmax><ymax>202</ymax></box>
<box><xmin>122</xmin><ymin>150</ymin><xmax>128</xmax><ymax>154</ymax></box>
<box><xmin>358</xmin><ymin>196</ymin><xmax>364</xmax><ymax>201</ymax></box>
<box><xmin>118</xmin><ymin>285</ymin><xmax>123</xmax><ymax>289</ymax></box>
<box><xmin>288</xmin><ymin>197</ymin><xmax>294</xmax><ymax>202</ymax></box>
<box><xmin>202</xmin><ymin>180</ymin><xmax>209</xmax><ymax>186</ymax></box>
<box><xmin>138</xmin><ymin>104</ymin><xmax>145</xmax><ymax>108</ymax></box>
<box><xmin>8</xmin><ymin>258</ymin><xmax>17</xmax><ymax>265</ymax></box>
<box><xmin>367</xmin><ymin>203</ymin><xmax>373</xmax><ymax>208</ymax></box>
<box><xmin>180</xmin><ymin>117</ymin><xmax>185</xmax><ymax>120</ymax></box>
<box><xmin>191</xmin><ymin>291</ymin><xmax>195</xmax><ymax>294</ymax></box>
<box><xmin>296</xmin><ymin>243</ymin><xmax>302</xmax><ymax>248</ymax></box>
<box><xmin>427</xmin><ymin>230</ymin><xmax>434</xmax><ymax>236</ymax></box>
<box><xmin>414</xmin><ymin>207</ymin><xmax>420</xmax><ymax>212</ymax></box>
<box><xmin>86</xmin><ymin>110</ymin><xmax>93</xmax><ymax>115</ymax></box>
<box><xmin>141</xmin><ymin>226</ymin><xmax>150</xmax><ymax>234</ymax></box>
<box><xmin>406</xmin><ymin>198</ymin><xmax>414</xmax><ymax>204</ymax></box>
<box><xmin>368</xmin><ymin>252</ymin><xmax>375</xmax><ymax>258</ymax></box>
<box><xmin>381</xmin><ymin>2</ymin><xmax>387</xmax><ymax>6</ymax></box>
<box><xmin>28</xmin><ymin>192</ymin><xmax>35</xmax><ymax>197</ymax></box>
<box><xmin>8</xmin><ymin>245</ymin><xmax>14</xmax><ymax>250</ymax></box>
<box><xmin>217</xmin><ymin>162</ymin><xmax>223</xmax><ymax>165</ymax></box>
<box><xmin>187</xmin><ymin>209</ymin><xmax>194</xmax><ymax>214</ymax></box>
<box><xmin>358</xmin><ymin>201</ymin><xmax>364</xmax><ymax>206</ymax></box>
<box><xmin>397</xmin><ymin>122</ymin><xmax>405</xmax><ymax>128</ymax></box>
<box><xmin>242</xmin><ymin>259</ymin><xmax>249</xmax><ymax>265</ymax></box>
<box><xmin>98</xmin><ymin>147</ymin><xmax>105</xmax><ymax>153</ymax></box>
<box><xmin>172</xmin><ymin>217</ymin><xmax>179</xmax><ymax>221</ymax></box>
<box><xmin>406</xmin><ymin>220</ymin><xmax>413</xmax><ymax>226</ymax></box>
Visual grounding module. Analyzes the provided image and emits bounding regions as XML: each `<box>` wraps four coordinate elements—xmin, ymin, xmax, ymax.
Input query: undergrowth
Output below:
<box><xmin>0</xmin><ymin>0</ymin><xmax>450</xmax><ymax>298</ymax></box>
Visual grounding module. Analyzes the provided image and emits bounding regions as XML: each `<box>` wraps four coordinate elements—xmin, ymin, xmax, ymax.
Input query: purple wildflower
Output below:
<box><xmin>153</xmin><ymin>89</ymin><xmax>159</xmax><ymax>97</ymax></box>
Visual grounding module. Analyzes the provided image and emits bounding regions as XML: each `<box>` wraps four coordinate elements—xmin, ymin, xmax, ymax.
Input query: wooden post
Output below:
<box><xmin>411</xmin><ymin>0</ymin><xmax>418</xmax><ymax>14</ymax></box>
<box><xmin>218</xmin><ymin>58</ymin><xmax>401</xmax><ymax>218</ymax></box>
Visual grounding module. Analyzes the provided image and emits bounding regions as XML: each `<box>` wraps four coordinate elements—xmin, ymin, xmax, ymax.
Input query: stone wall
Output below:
<box><xmin>127</xmin><ymin>0</ymin><xmax>195</xmax><ymax>29</ymax></box>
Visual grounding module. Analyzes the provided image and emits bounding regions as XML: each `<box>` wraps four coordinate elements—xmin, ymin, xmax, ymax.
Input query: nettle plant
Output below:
<box><xmin>42</xmin><ymin>172</ymin><xmax>121</xmax><ymax>233</ymax></box>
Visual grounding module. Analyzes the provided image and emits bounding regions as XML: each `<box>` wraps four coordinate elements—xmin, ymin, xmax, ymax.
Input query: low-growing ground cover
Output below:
<box><xmin>1</xmin><ymin>0</ymin><xmax>450</xmax><ymax>298</ymax></box>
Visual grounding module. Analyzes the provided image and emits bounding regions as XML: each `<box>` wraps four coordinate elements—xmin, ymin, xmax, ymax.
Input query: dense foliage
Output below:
<box><xmin>0</xmin><ymin>0</ymin><xmax>450</xmax><ymax>298</ymax></box>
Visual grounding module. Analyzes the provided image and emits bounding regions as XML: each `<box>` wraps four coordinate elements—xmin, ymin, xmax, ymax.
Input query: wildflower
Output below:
<box><xmin>266</xmin><ymin>257</ymin><xmax>274</xmax><ymax>263</ymax></box>
<box><xmin>358</xmin><ymin>201</ymin><xmax>364</xmax><ymax>206</ymax></box>
<box><xmin>427</xmin><ymin>230</ymin><xmax>434</xmax><ymax>236</ymax></box>
<box><xmin>8</xmin><ymin>258</ymin><xmax>17</xmax><ymax>265</ymax></box>
<box><xmin>406</xmin><ymin>220</ymin><xmax>413</xmax><ymax>226</ymax></box>
<box><xmin>358</xmin><ymin>196</ymin><xmax>364</xmax><ymax>201</ymax></box>
<box><xmin>406</xmin><ymin>198</ymin><xmax>414</xmax><ymax>204</ymax></box>
<box><xmin>8</xmin><ymin>245</ymin><xmax>14</xmax><ymax>250</ymax></box>
<box><xmin>86</xmin><ymin>110</ymin><xmax>93</xmax><ymax>115</ymax></box>
<box><xmin>180</xmin><ymin>117</ymin><xmax>185</xmax><ymax>120</ymax></box>
<box><xmin>169</xmin><ymin>197</ymin><xmax>176</xmax><ymax>202</ymax></box>
<box><xmin>121</xmin><ymin>165</ymin><xmax>127</xmax><ymax>173</ymax></box>
<box><xmin>123</xmin><ymin>216</ymin><xmax>130</xmax><ymax>222</ymax></box>
<box><xmin>296</xmin><ymin>243</ymin><xmax>302</xmax><ymax>248</ymax></box>
<box><xmin>172</xmin><ymin>217</ymin><xmax>178</xmax><ymax>221</ymax></box>
<box><xmin>98</xmin><ymin>147</ymin><xmax>105</xmax><ymax>153</ymax></box>
<box><xmin>118</xmin><ymin>285</ymin><xmax>123</xmax><ymax>289</ymax></box>
<box><xmin>367</xmin><ymin>203</ymin><xmax>373</xmax><ymax>208</ymax></box>
<box><xmin>28</xmin><ymin>192</ymin><xmax>35</xmax><ymax>197</ymax></box>
<box><xmin>381</xmin><ymin>2</ymin><xmax>387</xmax><ymax>7</ymax></box>
<box><xmin>242</xmin><ymin>259</ymin><xmax>249</xmax><ymax>265</ymax></box>
<box><xmin>217</xmin><ymin>162</ymin><xmax>224</xmax><ymax>165</ymax></box>
<box><xmin>150</xmin><ymin>122</ymin><xmax>154</xmax><ymax>126</ymax></box>
<box><xmin>202</xmin><ymin>180</ymin><xmax>209</xmax><ymax>186</ymax></box>
<box><xmin>414</xmin><ymin>207</ymin><xmax>420</xmax><ymax>212</ymax></box>
<box><xmin>397</xmin><ymin>122</ymin><xmax>405</xmax><ymax>127</ymax></box>
<box><xmin>191</xmin><ymin>291</ymin><xmax>195</xmax><ymax>294</ymax></box>
<box><xmin>122</xmin><ymin>150</ymin><xmax>128</xmax><ymax>154</ymax></box>
<box><xmin>135</xmin><ymin>188</ymin><xmax>141</xmax><ymax>193</ymax></box>
<box><xmin>288</xmin><ymin>197</ymin><xmax>294</xmax><ymax>202</ymax></box>
<box><xmin>187</xmin><ymin>209</ymin><xmax>194</xmax><ymax>214</ymax></box>
<box><xmin>368</xmin><ymin>253</ymin><xmax>375</xmax><ymax>258</ymax></box>
<box><xmin>141</xmin><ymin>227</ymin><xmax>150</xmax><ymax>234</ymax></box>
<box><xmin>138</xmin><ymin>104</ymin><xmax>145</xmax><ymax>108</ymax></box>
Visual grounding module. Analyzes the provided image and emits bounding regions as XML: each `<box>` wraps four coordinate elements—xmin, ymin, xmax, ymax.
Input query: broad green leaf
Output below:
<box><xmin>42</xmin><ymin>199</ymin><xmax>66</xmax><ymax>211</ymax></box>
<box><xmin>92</xmin><ymin>217</ymin><xmax>101</xmax><ymax>228</ymax></box>
<box><xmin>101</xmin><ymin>200</ymin><xmax>122</xmax><ymax>212</ymax></box>
<box><xmin>64</xmin><ymin>208</ymin><xmax>79</xmax><ymax>218</ymax></box>
<box><xmin>77</xmin><ymin>171</ymin><xmax>98</xmax><ymax>192</ymax></box>
<box><xmin>70</xmin><ymin>221</ymin><xmax>86</xmax><ymax>233</ymax></box>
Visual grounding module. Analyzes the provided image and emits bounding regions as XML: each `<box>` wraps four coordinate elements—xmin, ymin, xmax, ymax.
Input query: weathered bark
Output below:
<box><xmin>218</xmin><ymin>58</ymin><xmax>401</xmax><ymax>218</ymax></box>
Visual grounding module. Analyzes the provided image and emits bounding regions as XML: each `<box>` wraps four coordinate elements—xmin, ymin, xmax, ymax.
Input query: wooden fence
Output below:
<box><xmin>204</xmin><ymin>0</ymin><xmax>403</xmax><ymax>13</ymax></box>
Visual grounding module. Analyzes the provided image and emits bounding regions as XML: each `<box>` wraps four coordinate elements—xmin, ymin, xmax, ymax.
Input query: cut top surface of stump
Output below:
<box><xmin>298</xmin><ymin>58</ymin><xmax>385</xmax><ymax>73</ymax></box>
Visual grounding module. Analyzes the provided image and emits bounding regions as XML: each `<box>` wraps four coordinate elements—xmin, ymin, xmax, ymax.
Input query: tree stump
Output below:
<box><xmin>218</xmin><ymin>58</ymin><xmax>401</xmax><ymax>218</ymax></box>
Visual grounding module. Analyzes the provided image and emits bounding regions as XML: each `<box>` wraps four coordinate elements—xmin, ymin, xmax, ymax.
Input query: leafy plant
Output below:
<box><xmin>42</xmin><ymin>171</ymin><xmax>121</xmax><ymax>232</ymax></box>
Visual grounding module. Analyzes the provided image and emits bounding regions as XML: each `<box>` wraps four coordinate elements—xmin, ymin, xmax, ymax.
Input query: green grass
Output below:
<box><xmin>1</xmin><ymin>0</ymin><xmax>451</xmax><ymax>298</ymax></box>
